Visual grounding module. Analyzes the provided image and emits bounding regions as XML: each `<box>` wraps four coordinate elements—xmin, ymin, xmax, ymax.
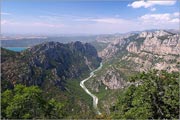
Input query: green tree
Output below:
<box><xmin>1</xmin><ymin>84</ymin><xmax>66</xmax><ymax>119</ymax></box>
<box><xmin>44</xmin><ymin>98</ymin><xmax>65</xmax><ymax>118</ymax></box>
<box><xmin>2</xmin><ymin>85</ymin><xmax>45</xmax><ymax>119</ymax></box>
<box><xmin>111</xmin><ymin>70</ymin><xmax>179</xmax><ymax>119</ymax></box>
<box><xmin>1</xmin><ymin>90</ymin><xmax>13</xmax><ymax>117</ymax></box>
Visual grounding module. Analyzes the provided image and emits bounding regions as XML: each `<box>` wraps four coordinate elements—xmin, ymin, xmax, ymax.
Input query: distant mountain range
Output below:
<box><xmin>1</xmin><ymin>36</ymin><xmax>98</xmax><ymax>47</ymax></box>
<box><xmin>2</xmin><ymin>29</ymin><xmax>179</xmax><ymax>47</ymax></box>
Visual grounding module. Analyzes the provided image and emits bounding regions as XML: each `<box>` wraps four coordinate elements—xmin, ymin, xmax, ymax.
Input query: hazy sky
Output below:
<box><xmin>1</xmin><ymin>0</ymin><xmax>179</xmax><ymax>35</ymax></box>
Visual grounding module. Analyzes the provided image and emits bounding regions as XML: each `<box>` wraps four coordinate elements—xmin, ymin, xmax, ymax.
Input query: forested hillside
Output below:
<box><xmin>111</xmin><ymin>70</ymin><xmax>179</xmax><ymax>119</ymax></box>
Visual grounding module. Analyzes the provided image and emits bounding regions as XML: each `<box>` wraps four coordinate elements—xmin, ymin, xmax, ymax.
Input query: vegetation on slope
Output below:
<box><xmin>1</xmin><ymin>41</ymin><xmax>101</xmax><ymax>119</ymax></box>
<box><xmin>1</xmin><ymin>84</ymin><xmax>66</xmax><ymax>119</ymax></box>
<box><xmin>111</xmin><ymin>70</ymin><xmax>179</xmax><ymax>119</ymax></box>
<box><xmin>90</xmin><ymin>41</ymin><xmax>109</xmax><ymax>52</ymax></box>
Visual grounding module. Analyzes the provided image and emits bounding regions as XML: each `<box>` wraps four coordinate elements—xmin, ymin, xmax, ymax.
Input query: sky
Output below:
<box><xmin>1</xmin><ymin>0</ymin><xmax>179</xmax><ymax>35</ymax></box>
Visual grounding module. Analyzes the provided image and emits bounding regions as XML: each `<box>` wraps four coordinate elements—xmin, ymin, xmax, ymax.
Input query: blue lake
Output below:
<box><xmin>4</xmin><ymin>47</ymin><xmax>28</xmax><ymax>52</ymax></box>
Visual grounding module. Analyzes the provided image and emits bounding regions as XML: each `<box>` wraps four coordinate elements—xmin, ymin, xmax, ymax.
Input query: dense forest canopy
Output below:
<box><xmin>111</xmin><ymin>70</ymin><xmax>179</xmax><ymax>119</ymax></box>
<box><xmin>1</xmin><ymin>85</ymin><xmax>66</xmax><ymax>119</ymax></box>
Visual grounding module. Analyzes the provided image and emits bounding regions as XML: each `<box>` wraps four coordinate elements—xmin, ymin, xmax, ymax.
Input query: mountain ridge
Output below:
<box><xmin>1</xmin><ymin>41</ymin><xmax>101</xmax><ymax>90</ymax></box>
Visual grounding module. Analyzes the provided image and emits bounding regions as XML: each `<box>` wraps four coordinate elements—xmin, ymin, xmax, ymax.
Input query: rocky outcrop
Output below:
<box><xmin>140</xmin><ymin>35</ymin><xmax>180</xmax><ymax>55</ymax></box>
<box><xmin>123</xmin><ymin>30</ymin><xmax>180</xmax><ymax>72</ymax></box>
<box><xmin>98</xmin><ymin>34</ymin><xmax>133</xmax><ymax>59</ymax></box>
<box><xmin>1</xmin><ymin>41</ymin><xmax>101</xmax><ymax>90</ymax></box>
<box><xmin>139</xmin><ymin>30</ymin><xmax>173</xmax><ymax>38</ymax></box>
<box><xmin>98</xmin><ymin>44</ymin><xmax>119</xmax><ymax>59</ymax></box>
<box><xmin>126</xmin><ymin>42</ymin><xmax>138</xmax><ymax>53</ymax></box>
<box><xmin>99</xmin><ymin>30</ymin><xmax>180</xmax><ymax>72</ymax></box>
<box><xmin>126</xmin><ymin>30</ymin><xmax>180</xmax><ymax>55</ymax></box>
<box><xmin>89</xmin><ymin>30</ymin><xmax>180</xmax><ymax>92</ymax></box>
<box><xmin>101</xmin><ymin>68</ymin><xmax>126</xmax><ymax>89</ymax></box>
<box><xmin>85</xmin><ymin>30</ymin><xmax>179</xmax><ymax>93</ymax></box>
<box><xmin>100</xmin><ymin>30</ymin><xmax>179</xmax><ymax>58</ymax></box>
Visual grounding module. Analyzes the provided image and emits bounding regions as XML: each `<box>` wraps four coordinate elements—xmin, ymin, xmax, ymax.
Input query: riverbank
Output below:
<box><xmin>80</xmin><ymin>63</ymin><xmax>103</xmax><ymax>115</ymax></box>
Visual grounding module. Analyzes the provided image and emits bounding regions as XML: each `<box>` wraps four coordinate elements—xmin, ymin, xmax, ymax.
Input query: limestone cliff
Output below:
<box><xmin>92</xmin><ymin>30</ymin><xmax>180</xmax><ymax>90</ymax></box>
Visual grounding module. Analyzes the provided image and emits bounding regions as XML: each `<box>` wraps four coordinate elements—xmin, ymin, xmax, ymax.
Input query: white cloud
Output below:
<box><xmin>128</xmin><ymin>1</ymin><xmax>176</xmax><ymax>8</ymax></box>
<box><xmin>69</xmin><ymin>20</ymin><xmax>138</xmax><ymax>34</ymax></box>
<box><xmin>170</xmin><ymin>18</ymin><xmax>179</xmax><ymax>23</ymax></box>
<box><xmin>1</xmin><ymin>20</ymin><xmax>66</xmax><ymax>34</ymax></box>
<box><xmin>38</xmin><ymin>15</ymin><xmax>64</xmax><ymax>22</ymax></box>
<box><xmin>1</xmin><ymin>12</ymin><xmax>179</xmax><ymax>34</ymax></box>
<box><xmin>1</xmin><ymin>19</ymin><xmax>64</xmax><ymax>27</ymax></box>
<box><xmin>31</xmin><ymin>22</ymin><xmax>65</xmax><ymax>28</ymax></box>
<box><xmin>140</xmin><ymin>13</ymin><xmax>170</xmax><ymax>21</ymax></box>
<box><xmin>73</xmin><ymin>17</ymin><xmax>141</xmax><ymax>33</ymax></box>
<box><xmin>173</xmin><ymin>12</ymin><xmax>179</xmax><ymax>17</ymax></box>
<box><xmin>76</xmin><ymin>18</ymin><xmax>127</xmax><ymax>24</ymax></box>
<box><xmin>1</xmin><ymin>12</ymin><xmax>11</xmax><ymax>15</ymax></box>
<box><xmin>1</xmin><ymin>20</ymin><xmax>18</xmax><ymax>25</ymax></box>
<box><xmin>150</xmin><ymin>8</ymin><xmax>156</xmax><ymax>11</ymax></box>
<box><xmin>139</xmin><ymin>12</ymin><xmax>179</xmax><ymax>25</ymax></box>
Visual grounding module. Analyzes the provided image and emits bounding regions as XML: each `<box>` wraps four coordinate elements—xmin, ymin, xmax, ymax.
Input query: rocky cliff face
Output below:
<box><xmin>91</xmin><ymin>30</ymin><xmax>180</xmax><ymax>91</ymax></box>
<box><xmin>101</xmin><ymin>68</ymin><xmax>126</xmax><ymax>89</ymax></box>
<box><xmin>126</xmin><ymin>42</ymin><xmax>138</xmax><ymax>53</ymax></box>
<box><xmin>85</xmin><ymin>64</ymin><xmax>128</xmax><ymax>92</ymax></box>
<box><xmin>100</xmin><ymin>30</ymin><xmax>179</xmax><ymax>71</ymax></box>
<box><xmin>1</xmin><ymin>41</ymin><xmax>101</xmax><ymax>90</ymax></box>
<box><xmin>128</xmin><ymin>30</ymin><xmax>180</xmax><ymax>55</ymax></box>
<box><xmin>98</xmin><ymin>34</ymin><xmax>133</xmax><ymax>59</ymax></box>
<box><xmin>125</xmin><ymin>30</ymin><xmax>180</xmax><ymax>72</ymax></box>
<box><xmin>100</xmin><ymin>30</ymin><xmax>179</xmax><ymax>59</ymax></box>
